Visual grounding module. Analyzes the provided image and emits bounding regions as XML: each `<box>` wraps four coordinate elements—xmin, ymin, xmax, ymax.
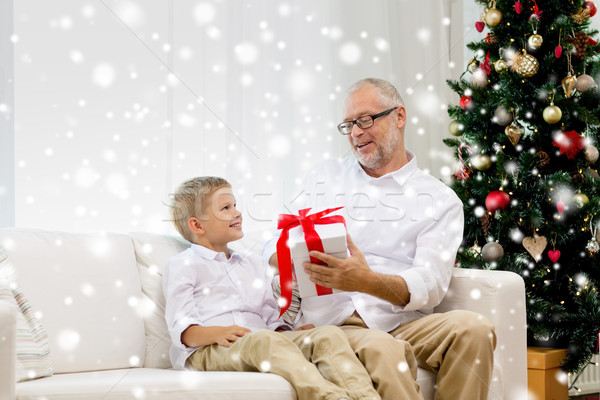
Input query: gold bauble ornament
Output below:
<box><xmin>543</xmin><ymin>104</ymin><xmax>562</xmax><ymax>124</ymax></box>
<box><xmin>585</xmin><ymin>145</ymin><xmax>599</xmax><ymax>164</ymax></box>
<box><xmin>575</xmin><ymin>74</ymin><xmax>597</xmax><ymax>92</ymax></box>
<box><xmin>572</xmin><ymin>193</ymin><xmax>589</xmax><ymax>208</ymax></box>
<box><xmin>505</xmin><ymin>124</ymin><xmax>523</xmax><ymax>146</ymax></box>
<box><xmin>561</xmin><ymin>74</ymin><xmax>577</xmax><ymax>98</ymax></box>
<box><xmin>448</xmin><ymin>120</ymin><xmax>462</xmax><ymax>136</ymax></box>
<box><xmin>485</xmin><ymin>8</ymin><xmax>503</xmax><ymax>27</ymax></box>
<box><xmin>494</xmin><ymin>59</ymin><xmax>508</xmax><ymax>73</ymax></box>
<box><xmin>467</xmin><ymin>58</ymin><xmax>480</xmax><ymax>73</ymax></box>
<box><xmin>511</xmin><ymin>52</ymin><xmax>539</xmax><ymax>78</ymax></box>
<box><xmin>527</xmin><ymin>33</ymin><xmax>544</xmax><ymax>50</ymax></box>
<box><xmin>471</xmin><ymin>154</ymin><xmax>492</xmax><ymax>170</ymax></box>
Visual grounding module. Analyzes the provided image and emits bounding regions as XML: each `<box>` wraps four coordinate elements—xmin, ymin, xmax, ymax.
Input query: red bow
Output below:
<box><xmin>276</xmin><ymin>207</ymin><xmax>345</xmax><ymax>316</ymax></box>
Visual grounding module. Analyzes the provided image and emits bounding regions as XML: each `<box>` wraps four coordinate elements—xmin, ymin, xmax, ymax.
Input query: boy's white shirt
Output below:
<box><xmin>163</xmin><ymin>244</ymin><xmax>289</xmax><ymax>370</ymax></box>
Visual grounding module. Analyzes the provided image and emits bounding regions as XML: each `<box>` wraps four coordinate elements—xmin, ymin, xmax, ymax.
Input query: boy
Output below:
<box><xmin>163</xmin><ymin>176</ymin><xmax>380</xmax><ymax>400</ymax></box>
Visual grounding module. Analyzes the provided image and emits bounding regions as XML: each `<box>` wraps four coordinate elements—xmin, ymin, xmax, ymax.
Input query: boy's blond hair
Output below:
<box><xmin>170</xmin><ymin>176</ymin><xmax>231</xmax><ymax>242</ymax></box>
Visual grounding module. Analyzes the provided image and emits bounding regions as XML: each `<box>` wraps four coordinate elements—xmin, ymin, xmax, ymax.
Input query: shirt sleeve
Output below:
<box><xmin>163</xmin><ymin>254</ymin><xmax>204</xmax><ymax>350</ymax></box>
<box><xmin>397</xmin><ymin>194</ymin><xmax>464</xmax><ymax>311</ymax></box>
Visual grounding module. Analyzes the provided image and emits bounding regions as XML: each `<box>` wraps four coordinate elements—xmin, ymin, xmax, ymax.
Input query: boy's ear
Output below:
<box><xmin>188</xmin><ymin>217</ymin><xmax>205</xmax><ymax>235</ymax></box>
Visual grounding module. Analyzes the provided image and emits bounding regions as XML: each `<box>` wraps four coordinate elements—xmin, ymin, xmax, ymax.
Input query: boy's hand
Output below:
<box><xmin>213</xmin><ymin>325</ymin><xmax>251</xmax><ymax>347</ymax></box>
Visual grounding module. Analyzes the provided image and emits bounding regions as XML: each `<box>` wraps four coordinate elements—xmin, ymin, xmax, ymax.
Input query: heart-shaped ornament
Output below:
<box><xmin>475</xmin><ymin>21</ymin><xmax>485</xmax><ymax>32</ymax></box>
<box><xmin>555</xmin><ymin>45</ymin><xmax>563</xmax><ymax>58</ymax></box>
<box><xmin>522</xmin><ymin>236</ymin><xmax>548</xmax><ymax>262</ymax></box>
<box><xmin>557</xmin><ymin>201</ymin><xmax>566</xmax><ymax>214</ymax></box>
<box><xmin>548</xmin><ymin>250</ymin><xmax>561</xmax><ymax>263</ymax></box>
<box><xmin>505</xmin><ymin>124</ymin><xmax>523</xmax><ymax>146</ymax></box>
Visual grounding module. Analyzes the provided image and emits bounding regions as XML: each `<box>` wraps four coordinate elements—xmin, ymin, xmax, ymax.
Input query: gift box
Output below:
<box><xmin>276</xmin><ymin>207</ymin><xmax>346</xmax><ymax>316</ymax></box>
<box><xmin>288</xmin><ymin>221</ymin><xmax>348</xmax><ymax>298</ymax></box>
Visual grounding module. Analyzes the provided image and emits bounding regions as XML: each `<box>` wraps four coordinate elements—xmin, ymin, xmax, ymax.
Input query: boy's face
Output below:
<box><xmin>197</xmin><ymin>187</ymin><xmax>243</xmax><ymax>246</ymax></box>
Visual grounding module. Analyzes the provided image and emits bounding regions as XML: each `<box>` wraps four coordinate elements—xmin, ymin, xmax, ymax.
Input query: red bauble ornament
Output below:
<box><xmin>548</xmin><ymin>250</ymin><xmax>561</xmax><ymax>263</ymax></box>
<box><xmin>515</xmin><ymin>1</ymin><xmax>523</xmax><ymax>14</ymax></box>
<box><xmin>557</xmin><ymin>201</ymin><xmax>566</xmax><ymax>214</ymax></box>
<box><xmin>555</xmin><ymin>45</ymin><xmax>563</xmax><ymax>58</ymax></box>
<box><xmin>460</xmin><ymin>96</ymin><xmax>473</xmax><ymax>110</ymax></box>
<box><xmin>552</xmin><ymin>130</ymin><xmax>585</xmax><ymax>159</ymax></box>
<box><xmin>475</xmin><ymin>21</ymin><xmax>485</xmax><ymax>32</ymax></box>
<box><xmin>485</xmin><ymin>190</ymin><xmax>511</xmax><ymax>213</ymax></box>
<box><xmin>586</xmin><ymin>1</ymin><xmax>597</xmax><ymax>17</ymax></box>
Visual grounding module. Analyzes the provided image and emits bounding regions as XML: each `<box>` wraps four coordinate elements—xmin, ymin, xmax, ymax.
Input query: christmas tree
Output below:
<box><xmin>445</xmin><ymin>0</ymin><xmax>600</xmax><ymax>375</ymax></box>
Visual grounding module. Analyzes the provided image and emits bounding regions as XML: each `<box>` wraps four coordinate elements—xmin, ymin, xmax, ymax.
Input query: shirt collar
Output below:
<box><xmin>191</xmin><ymin>243</ymin><xmax>242</xmax><ymax>262</ymax></box>
<box><xmin>353</xmin><ymin>150</ymin><xmax>418</xmax><ymax>186</ymax></box>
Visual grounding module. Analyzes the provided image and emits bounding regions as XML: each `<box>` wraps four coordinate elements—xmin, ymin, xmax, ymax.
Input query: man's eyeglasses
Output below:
<box><xmin>337</xmin><ymin>107</ymin><xmax>398</xmax><ymax>135</ymax></box>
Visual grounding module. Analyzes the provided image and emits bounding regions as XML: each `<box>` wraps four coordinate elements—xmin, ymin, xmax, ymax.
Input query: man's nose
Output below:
<box><xmin>351</xmin><ymin>123</ymin><xmax>365</xmax><ymax>137</ymax></box>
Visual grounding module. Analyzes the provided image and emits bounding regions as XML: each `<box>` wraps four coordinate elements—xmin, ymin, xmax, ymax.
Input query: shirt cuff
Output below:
<box><xmin>395</xmin><ymin>269</ymin><xmax>428</xmax><ymax>312</ymax></box>
<box><xmin>173</xmin><ymin>317</ymin><xmax>203</xmax><ymax>348</ymax></box>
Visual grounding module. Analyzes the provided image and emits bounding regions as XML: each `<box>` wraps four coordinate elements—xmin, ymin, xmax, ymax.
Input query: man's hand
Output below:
<box><xmin>303</xmin><ymin>234</ymin><xmax>410</xmax><ymax>306</ymax></box>
<box><xmin>303</xmin><ymin>234</ymin><xmax>374</xmax><ymax>292</ymax></box>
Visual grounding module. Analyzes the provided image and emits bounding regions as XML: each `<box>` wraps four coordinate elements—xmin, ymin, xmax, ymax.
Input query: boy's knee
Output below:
<box><xmin>245</xmin><ymin>329</ymin><xmax>286</xmax><ymax>346</ymax></box>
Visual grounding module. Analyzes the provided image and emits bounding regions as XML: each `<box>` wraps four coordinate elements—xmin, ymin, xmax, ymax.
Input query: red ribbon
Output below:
<box><xmin>276</xmin><ymin>207</ymin><xmax>345</xmax><ymax>316</ymax></box>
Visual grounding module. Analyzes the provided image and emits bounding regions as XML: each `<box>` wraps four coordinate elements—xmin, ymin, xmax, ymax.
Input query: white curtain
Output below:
<box><xmin>11</xmin><ymin>0</ymin><xmax>463</xmax><ymax>233</ymax></box>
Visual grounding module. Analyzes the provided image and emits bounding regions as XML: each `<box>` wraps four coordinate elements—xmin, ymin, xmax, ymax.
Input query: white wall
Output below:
<box><xmin>0</xmin><ymin>0</ymin><xmax>14</xmax><ymax>228</ymax></box>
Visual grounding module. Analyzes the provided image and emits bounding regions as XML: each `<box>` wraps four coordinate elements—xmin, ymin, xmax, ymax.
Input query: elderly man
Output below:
<box><xmin>267</xmin><ymin>78</ymin><xmax>495</xmax><ymax>400</ymax></box>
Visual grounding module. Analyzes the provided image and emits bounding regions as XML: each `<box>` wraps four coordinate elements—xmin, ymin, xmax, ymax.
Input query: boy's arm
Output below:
<box><xmin>181</xmin><ymin>325</ymin><xmax>251</xmax><ymax>348</ymax></box>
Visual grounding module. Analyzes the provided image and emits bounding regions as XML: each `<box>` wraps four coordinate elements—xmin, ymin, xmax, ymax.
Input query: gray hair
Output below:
<box><xmin>347</xmin><ymin>78</ymin><xmax>405</xmax><ymax>109</ymax></box>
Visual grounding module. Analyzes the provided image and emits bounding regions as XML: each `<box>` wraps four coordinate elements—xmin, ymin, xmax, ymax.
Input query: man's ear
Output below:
<box><xmin>188</xmin><ymin>217</ymin><xmax>205</xmax><ymax>235</ymax></box>
<box><xmin>395</xmin><ymin>106</ymin><xmax>407</xmax><ymax>130</ymax></box>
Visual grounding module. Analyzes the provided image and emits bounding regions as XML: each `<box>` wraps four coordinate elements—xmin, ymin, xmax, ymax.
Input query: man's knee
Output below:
<box><xmin>446</xmin><ymin>310</ymin><xmax>496</xmax><ymax>348</ymax></box>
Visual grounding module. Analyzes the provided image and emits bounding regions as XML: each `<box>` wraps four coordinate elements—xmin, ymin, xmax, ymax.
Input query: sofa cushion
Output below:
<box><xmin>16</xmin><ymin>368</ymin><xmax>296</xmax><ymax>400</ymax></box>
<box><xmin>129</xmin><ymin>232</ymin><xmax>190</xmax><ymax>369</ymax></box>
<box><xmin>0</xmin><ymin>249</ymin><xmax>53</xmax><ymax>381</ymax></box>
<box><xmin>0</xmin><ymin>229</ymin><xmax>146</xmax><ymax>374</ymax></box>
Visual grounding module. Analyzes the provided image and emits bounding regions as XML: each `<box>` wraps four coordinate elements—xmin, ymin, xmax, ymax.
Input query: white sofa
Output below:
<box><xmin>0</xmin><ymin>228</ymin><xmax>528</xmax><ymax>400</ymax></box>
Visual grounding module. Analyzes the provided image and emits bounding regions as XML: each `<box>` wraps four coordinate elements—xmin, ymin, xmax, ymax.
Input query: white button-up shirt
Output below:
<box><xmin>163</xmin><ymin>244</ymin><xmax>289</xmax><ymax>370</ymax></box>
<box><xmin>265</xmin><ymin>151</ymin><xmax>464</xmax><ymax>332</ymax></box>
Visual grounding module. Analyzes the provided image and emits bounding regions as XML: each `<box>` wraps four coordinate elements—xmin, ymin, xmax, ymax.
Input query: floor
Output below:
<box><xmin>571</xmin><ymin>395</ymin><xmax>600</xmax><ymax>399</ymax></box>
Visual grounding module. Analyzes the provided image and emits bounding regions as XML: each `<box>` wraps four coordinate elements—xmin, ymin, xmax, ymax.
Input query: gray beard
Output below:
<box><xmin>353</xmin><ymin>125</ymin><xmax>400</xmax><ymax>171</ymax></box>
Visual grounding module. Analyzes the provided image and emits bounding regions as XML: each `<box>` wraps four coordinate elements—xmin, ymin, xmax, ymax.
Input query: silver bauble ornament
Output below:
<box><xmin>494</xmin><ymin>105</ymin><xmax>513</xmax><ymax>126</ymax></box>
<box><xmin>575</xmin><ymin>74</ymin><xmax>597</xmax><ymax>92</ymax></box>
<box><xmin>482</xmin><ymin>242</ymin><xmax>504</xmax><ymax>262</ymax></box>
<box><xmin>585</xmin><ymin>145</ymin><xmax>599</xmax><ymax>164</ymax></box>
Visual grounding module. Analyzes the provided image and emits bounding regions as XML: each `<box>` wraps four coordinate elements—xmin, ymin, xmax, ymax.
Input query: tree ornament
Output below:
<box><xmin>471</xmin><ymin>68</ymin><xmax>488</xmax><ymax>88</ymax></box>
<box><xmin>485</xmin><ymin>190</ymin><xmax>510</xmax><ymax>213</ymax></box>
<box><xmin>567</xmin><ymin>31</ymin><xmax>588</xmax><ymax>58</ymax></box>
<box><xmin>584</xmin><ymin>167</ymin><xmax>600</xmax><ymax>179</ymax></box>
<box><xmin>555</xmin><ymin>29</ymin><xmax>563</xmax><ymax>58</ymax></box>
<box><xmin>575</xmin><ymin>74</ymin><xmax>597</xmax><ymax>92</ymax></box>
<box><xmin>505</xmin><ymin>124</ymin><xmax>523</xmax><ymax>146</ymax></box>
<box><xmin>572</xmin><ymin>193</ymin><xmax>589</xmax><ymax>208</ymax></box>
<box><xmin>548</xmin><ymin>250</ymin><xmax>561</xmax><ymax>263</ymax></box>
<box><xmin>455</xmin><ymin>143</ymin><xmax>472</xmax><ymax>181</ymax></box>
<box><xmin>493</xmin><ymin>105</ymin><xmax>513</xmax><ymax>126</ymax></box>
<box><xmin>584</xmin><ymin>145</ymin><xmax>599</xmax><ymax>164</ymax></box>
<box><xmin>561</xmin><ymin>74</ymin><xmax>577</xmax><ymax>98</ymax></box>
<box><xmin>485</xmin><ymin>2</ymin><xmax>503</xmax><ymax>27</ymax></box>
<box><xmin>480</xmin><ymin>213</ymin><xmax>492</xmax><ymax>236</ymax></box>
<box><xmin>448</xmin><ymin>120</ymin><xmax>462</xmax><ymax>136</ymax></box>
<box><xmin>471</xmin><ymin>154</ymin><xmax>492</xmax><ymax>170</ymax></box>
<box><xmin>475</xmin><ymin>20</ymin><xmax>485</xmax><ymax>33</ymax></box>
<box><xmin>515</xmin><ymin>1</ymin><xmax>523</xmax><ymax>14</ymax></box>
<box><xmin>527</xmin><ymin>33</ymin><xmax>543</xmax><ymax>50</ymax></box>
<box><xmin>535</xmin><ymin>150</ymin><xmax>550</xmax><ymax>168</ymax></box>
<box><xmin>522</xmin><ymin>235</ymin><xmax>547</xmax><ymax>262</ymax></box>
<box><xmin>469</xmin><ymin>241</ymin><xmax>482</xmax><ymax>256</ymax></box>
<box><xmin>573</xmin><ymin>7</ymin><xmax>592</xmax><ymax>24</ymax></box>
<box><xmin>510</xmin><ymin>51</ymin><xmax>539</xmax><ymax>78</ymax></box>
<box><xmin>467</xmin><ymin>58</ymin><xmax>480</xmax><ymax>73</ymax></box>
<box><xmin>494</xmin><ymin>59</ymin><xmax>508</xmax><ymax>72</ymax></box>
<box><xmin>482</xmin><ymin>242</ymin><xmax>504</xmax><ymax>262</ymax></box>
<box><xmin>587</xmin><ymin>221</ymin><xmax>600</xmax><ymax>255</ymax></box>
<box><xmin>552</xmin><ymin>130</ymin><xmax>585</xmax><ymax>159</ymax></box>
<box><xmin>460</xmin><ymin>96</ymin><xmax>473</xmax><ymax>110</ymax></box>
<box><xmin>586</xmin><ymin>1</ymin><xmax>598</xmax><ymax>16</ymax></box>
<box><xmin>557</xmin><ymin>201</ymin><xmax>566</xmax><ymax>214</ymax></box>
<box><xmin>543</xmin><ymin>103</ymin><xmax>562</xmax><ymax>124</ymax></box>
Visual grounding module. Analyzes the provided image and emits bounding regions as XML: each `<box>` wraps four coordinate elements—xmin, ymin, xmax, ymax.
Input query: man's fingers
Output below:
<box><xmin>346</xmin><ymin>233</ymin><xmax>358</xmax><ymax>255</ymax></box>
<box><xmin>307</xmin><ymin>250</ymin><xmax>337</xmax><ymax>265</ymax></box>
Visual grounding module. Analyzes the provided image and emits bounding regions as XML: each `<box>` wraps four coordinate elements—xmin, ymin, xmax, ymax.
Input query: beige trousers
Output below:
<box><xmin>186</xmin><ymin>325</ymin><xmax>380</xmax><ymax>400</ymax></box>
<box><xmin>341</xmin><ymin>310</ymin><xmax>496</xmax><ymax>400</ymax></box>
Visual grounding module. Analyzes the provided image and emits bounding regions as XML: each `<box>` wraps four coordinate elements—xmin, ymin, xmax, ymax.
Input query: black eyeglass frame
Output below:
<box><xmin>337</xmin><ymin>106</ymin><xmax>398</xmax><ymax>135</ymax></box>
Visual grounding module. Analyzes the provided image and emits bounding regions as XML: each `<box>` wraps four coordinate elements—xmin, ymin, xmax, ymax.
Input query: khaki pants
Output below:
<box><xmin>186</xmin><ymin>326</ymin><xmax>380</xmax><ymax>400</ymax></box>
<box><xmin>341</xmin><ymin>310</ymin><xmax>496</xmax><ymax>400</ymax></box>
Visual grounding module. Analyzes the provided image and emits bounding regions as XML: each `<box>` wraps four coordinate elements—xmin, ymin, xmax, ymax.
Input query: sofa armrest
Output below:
<box><xmin>434</xmin><ymin>268</ymin><xmax>527</xmax><ymax>400</ymax></box>
<box><xmin>0</xmin><ymin>301</ymin><xmax>16</xmax><ymax>400</ymax></box>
